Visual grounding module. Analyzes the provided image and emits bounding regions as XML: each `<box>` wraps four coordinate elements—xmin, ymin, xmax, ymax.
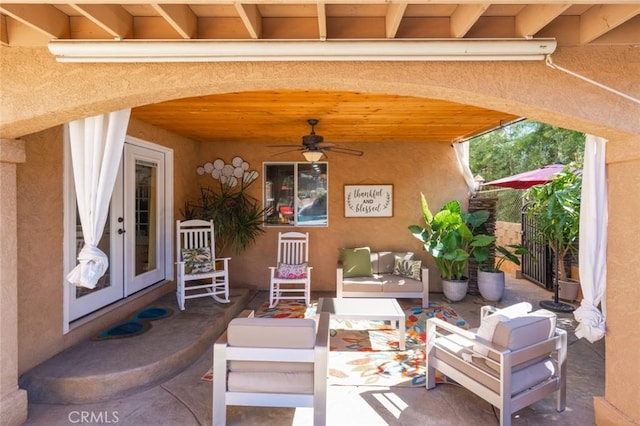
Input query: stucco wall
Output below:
<box><xmin>1</xmin><ymin>46</ymin><xmax>638</xmax><ymax>142</ymax></box>
<box><xmin>15</xmin><ymin>119</ymin><xmax>201</xmax><ymax>374</ymax></box>
<box><xmin>191</xmin><ymin>140</ymin><xmax>467</xmax><ymax>293</ymax></box>
<box><xmin>603</xmin><ymin>134</ymin><xmax>640</xmax><ymax>423</ymax></box>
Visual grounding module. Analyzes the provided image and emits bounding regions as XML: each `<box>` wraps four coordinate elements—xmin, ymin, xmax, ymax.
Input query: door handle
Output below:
<box><xmin>118</xmin><ymin>229</ymin><xmax>126</xmax><ymax>235</ymax></box>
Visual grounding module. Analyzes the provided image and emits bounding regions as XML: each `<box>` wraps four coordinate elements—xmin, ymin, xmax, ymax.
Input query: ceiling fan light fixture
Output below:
<box><xmin>302</xmin><ymin>151</ymin><xmax>324</xmax><ymax>162</ymax></box>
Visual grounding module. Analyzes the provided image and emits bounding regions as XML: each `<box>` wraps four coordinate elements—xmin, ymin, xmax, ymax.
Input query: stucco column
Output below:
<box><xmin>0</xmin><ymin>139</ymin><xmax>28</xmax><ymax>426</ymax></box>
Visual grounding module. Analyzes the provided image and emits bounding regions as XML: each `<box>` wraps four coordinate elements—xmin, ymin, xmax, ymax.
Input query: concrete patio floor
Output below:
<box><xmin>22</xmin><ymin>276</ymin><xmax>604</xmax><ymax>425</ymax></box>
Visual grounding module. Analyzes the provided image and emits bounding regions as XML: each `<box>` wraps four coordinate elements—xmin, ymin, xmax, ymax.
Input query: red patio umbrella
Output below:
<box><xmin>484</xmin><ymin>164</ymin><xmax>566</xmax><ymax>190</ymax></box>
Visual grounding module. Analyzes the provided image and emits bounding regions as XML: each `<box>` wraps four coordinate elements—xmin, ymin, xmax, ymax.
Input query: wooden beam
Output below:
<box><xmin>0</xmin><ymin>14</ymin><xmax>8</xmax><ymax>45</ymax></box>
<box><xmin>151</xmin><ymin>4</ymin><xmax>197</xmax><ymax>39</ymax></box>
<box><xmin>69</xmin><ymin>4</ymin><xmax>132</xmax><ymax>39</ymax></box>
<box><xmin>515</xmin><ymin>4</ymin><xmax>571</xmax><ymax>38</ymax></box>
<box><xmin>317</xmin><ymin>3</ymin><xmax>326</xmax><ymax>40</ymax></box>
<box><xmin>450</xmin><ymin>4</ymin><xmax>488</xmax><ymax>38</ymax></box>
<box><xmin>0</xmin><ymin>4</ymin><xmax>69</xmax><ymax>39</ymax></box>
<box><xmin>235</xmin><ymin>3</ymin><xmax>261</xmax><ymax>39</ymax></box>
<box><xmin>579</xmin><ymin>4</ymin><xmax>640</xmax><ymax>44</ymax></box>
<box><xmin>385</xmin><ymin>3</ymin><xmax>407</xmax><ymax>39</ymax></box>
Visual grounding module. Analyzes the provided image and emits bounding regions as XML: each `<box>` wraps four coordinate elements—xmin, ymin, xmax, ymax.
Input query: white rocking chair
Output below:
<box><xmin>175</xmin><ymin>219</ymin><xmax>230</xmax><ymax>310</ymax></box>
<box><xmin>268</xmin><ymin>232</ymin><xmax>312</xmax><ymax>308</ymax></box>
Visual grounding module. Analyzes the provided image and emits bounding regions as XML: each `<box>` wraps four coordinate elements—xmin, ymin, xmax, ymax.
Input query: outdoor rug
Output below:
<box><xmin>202</xmin><ymin>299</ymin><xmax>467</xmax><ymax>387</ymax></box>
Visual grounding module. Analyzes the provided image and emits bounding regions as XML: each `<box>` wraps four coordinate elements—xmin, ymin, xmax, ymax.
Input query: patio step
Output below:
<box><xmin>19</xmin><ymin>287</ymin><xmax>256</xmax><ymax>404</ymax></box>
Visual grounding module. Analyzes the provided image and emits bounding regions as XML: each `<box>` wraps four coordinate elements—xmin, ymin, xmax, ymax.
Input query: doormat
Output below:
<box><xmin>93</xmin><ymin>306</ymin><xmax>173</xmax><ymax>341</ymax></box>
<box><xmin>202</xmin><ymin>299</ymin><xmax>467</xmax><ymax>387</ymax></box>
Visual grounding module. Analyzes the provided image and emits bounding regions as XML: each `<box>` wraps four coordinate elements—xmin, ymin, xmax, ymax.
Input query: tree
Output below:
<box><xmin>470</xmin><ymin>120</ymin><xmax>585</xmax><ymax>183</ymax></box>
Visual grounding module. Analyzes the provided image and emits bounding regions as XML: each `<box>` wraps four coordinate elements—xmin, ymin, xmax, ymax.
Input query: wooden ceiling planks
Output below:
<box><xmin>131</xmin><ymin>90</ymin><xmax>519</xmax><ymax>144</ymax></box>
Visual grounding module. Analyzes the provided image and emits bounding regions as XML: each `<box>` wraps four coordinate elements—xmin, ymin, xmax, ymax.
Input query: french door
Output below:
<box><xmin>66</xmin><ymin>137</ymin><xmax>172</xmax><ymax>323</ymax></box>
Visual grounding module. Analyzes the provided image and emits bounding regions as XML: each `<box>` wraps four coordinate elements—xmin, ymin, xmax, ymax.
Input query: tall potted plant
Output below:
<box><xmin>525</xmin><ymin>165</ymin><xmax>581</xmax><ymax>305</ymax></box>
<box><xmin>409</xmin><ymin>194</ymin><xmax>495</xmax><ymax>302</ymax></box>
<box><xmin>477</xmin><ymin>244</ymin><xmax>529</xmax><ymax>301</ymax></box>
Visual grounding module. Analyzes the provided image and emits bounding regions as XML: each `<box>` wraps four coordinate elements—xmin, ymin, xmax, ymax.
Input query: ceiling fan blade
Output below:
<box><xmin>324</xmin><ymin>146</ymin><xmax>364</xmax><ymax>156</ymax></box>
<box><xmin>267</xmin><ymin>144</ymin><xmax>302</xmax><ymax>148</ymax></box>
<box><xmin>270</xmin><ymin>147</ymin><xmax>305</xmax><ymax>156</ymax></box>
<box><xmin>316</xmin><ymin>142</ymin><xmax>337</xmax><ymax>148</ymax></box>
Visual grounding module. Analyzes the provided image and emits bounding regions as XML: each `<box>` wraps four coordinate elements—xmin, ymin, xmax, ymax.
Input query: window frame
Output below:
<box><xmin>263</xmin><ymin>161</ymin><xmax>328</xmax><ymax>228</ymax></box>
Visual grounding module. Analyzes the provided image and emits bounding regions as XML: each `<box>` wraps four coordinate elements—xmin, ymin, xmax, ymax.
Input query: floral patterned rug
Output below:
<box><xmin>202</xmin><ymin>298</ymin><xmax>467</xmax><ymax>387</ymax></box>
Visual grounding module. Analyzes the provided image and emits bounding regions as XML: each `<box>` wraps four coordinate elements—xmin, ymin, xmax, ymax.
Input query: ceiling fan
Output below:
<box><xmin>269</xmin><ymin>119</ymin><xmax>364</xmax><ymax>161</ymax></box>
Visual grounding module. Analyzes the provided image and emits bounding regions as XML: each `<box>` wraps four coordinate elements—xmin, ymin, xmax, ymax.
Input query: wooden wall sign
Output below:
<box><xmin>344</xmin><ymin>185</ymin><xmax>393</xmax><ymax>217</ymax></box>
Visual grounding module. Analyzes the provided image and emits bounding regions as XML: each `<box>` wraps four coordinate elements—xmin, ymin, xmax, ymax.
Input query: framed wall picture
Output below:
<box><xmin>344</xmin><ymin>185</ymin><xmax>393</xmax><ymax>217</ymax></box>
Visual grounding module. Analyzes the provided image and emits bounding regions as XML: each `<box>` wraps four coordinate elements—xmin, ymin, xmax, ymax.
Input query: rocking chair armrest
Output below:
<box><xmin>213</xmin><ymin>257</ymin><xmax>232</xmax><ymax>262</ymax></box>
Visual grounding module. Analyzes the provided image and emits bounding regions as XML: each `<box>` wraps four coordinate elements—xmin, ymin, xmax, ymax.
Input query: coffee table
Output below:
<box><xmin>317</xmin><ymin>297</ymin><xmax>406</xmax><ymax>350</ymax></box>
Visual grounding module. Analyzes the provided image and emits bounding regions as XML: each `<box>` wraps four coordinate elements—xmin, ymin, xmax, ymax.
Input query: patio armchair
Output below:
<box><xmin>426</xmin><ymin>302</ymin><xmax>567</xmax><ymax>426</ymax></box>
<box><xmin>213</xmin><ymin>310</ymin><xmax>330</xmax><ymax>426</ymax></box>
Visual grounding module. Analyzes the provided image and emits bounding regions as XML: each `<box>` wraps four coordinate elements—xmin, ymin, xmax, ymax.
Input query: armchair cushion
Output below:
<box><xmin>227</xmin><ymin>317</ymin><xmax>316</xmax><ymax>348</ymax></box>
<box><xmin>226</xmin><ymin>316</ymin><xmax>318</xmax><ymax>390</ymax></box>
<box><xmin>277</xmin><ymin>262</ymin><xmax>308</xmax><ymax>279</ymax></box>
<box><xmin>181</xmin><ymin>247</ymin><xmax>214</xmax><ymax>275</ymax></box>
<box><xmin>228</xmin><ymin>372</ymin><xmax>314</xmax><ymax>394</ymax></box>
<box><xmin>339</xmin><ymin>247</ymin><xmax>373</xmax><ymax>278</ymax></box>
<box><xmin>474</xmin><ymin>302</ymin><xmax>532</xmax><ymax>356</ymax></box>
<box><xmin>486</xmin><ymin>309</ymin><xmax>557</xmax><ymax>372</ymax></box>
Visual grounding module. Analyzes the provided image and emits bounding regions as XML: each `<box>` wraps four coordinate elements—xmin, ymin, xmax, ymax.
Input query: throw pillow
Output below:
<box><xmin>339</xmin><ymin>247</ymin><xmax>373</xmax><ymax>278</ymax></box>
<box><xmin>393</xmin><ymin>256</ymin><xmax>421</xmax><ymax>280</ymax></box>
<box><xmin>181</xmin><ymin>247</ymin><xmax>214</xmax><ymax>275</ymax></box>
<box><xmin>277</xmin><ymin>263</ymin><xmax>308</xmax><ymax>279</ymax></box>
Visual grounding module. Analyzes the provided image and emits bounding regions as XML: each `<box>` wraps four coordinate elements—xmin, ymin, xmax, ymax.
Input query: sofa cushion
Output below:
<box><xmin>376</xmin><ymin>252</ymin><xmax>413</xmax><ymax>274</ymax></box>
<box><xmin>341</xmin><ymin>277</ymin><xmax>383</xmax><ymax>293</ymax></box>
<box><xmin>393</xmin><ymin>256</ymin><xmax>421</xmax><ymax>280</ymax></box>
<box><xmin>381</xmin><ymin>274</ymin><xmax>423</xmax><ymax>293</ymax></box>
<box><xmin>339</xmin><ymin>247</ymin><xmax>373</xmax><ymax>278</ymax></box>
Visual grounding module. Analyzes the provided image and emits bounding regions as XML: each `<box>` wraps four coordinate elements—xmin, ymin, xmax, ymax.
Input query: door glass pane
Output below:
<box><xmin>135</xmin><ymin>160</ymin><xmax>157</xmax><ymax>275</ymax></box>
<box><xmin>75</xmin><ymin>210</ymin><xmax>111</xmax><ymax>298</ymax></box>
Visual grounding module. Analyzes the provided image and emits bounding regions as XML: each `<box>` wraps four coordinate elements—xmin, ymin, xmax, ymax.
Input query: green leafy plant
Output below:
<box><xmin>408</xmin><ymin>194</ymin><xmax>495</xmax><ymax>280</ymax></box>
<box><xmin>481</xmin><ymin>244</ymin><xmax>529</xmax><ymax>273</ymax></box>
<box><xmin>524</xmin><ymin>164</ymin><xmax>581</xmax><ymax>281</ymax></box>
<box><xmin>184</xmin><ymin>176</ymin><xmax>267</xmax><ymax>255</ymax></box>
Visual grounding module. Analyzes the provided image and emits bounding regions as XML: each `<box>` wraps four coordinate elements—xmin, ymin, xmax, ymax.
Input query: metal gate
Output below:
<box><xmin>521</xmin><ymin>203</ymin><xmax>552</xmax><ymax>289</ymax></box>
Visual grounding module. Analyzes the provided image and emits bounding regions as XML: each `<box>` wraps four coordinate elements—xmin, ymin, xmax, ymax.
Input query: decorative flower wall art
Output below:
<box><xmin>196</xmin><ymin>156</ymin><xmax>259</xmax><ymax>187</ymax></box>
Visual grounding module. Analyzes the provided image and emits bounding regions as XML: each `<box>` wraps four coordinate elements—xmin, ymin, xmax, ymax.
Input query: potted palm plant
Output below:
<box><xmin>409</xmin><ymin>194</ymin><xmax>495</xmax><ymax>302</ymax></box>
<box><xmin>525</xmin><ymin>164</ymin><xmax>581</xmax><ymax>307</ymax></box>
<box><xmin>181</xmin><ymin>172</ymin><xmax>267</xmax><ymax>255</ymax></box>
<box><xmin>477</xmin><ymin>244</ymin><xmax>529</xmax><ymax>301</ymax></box>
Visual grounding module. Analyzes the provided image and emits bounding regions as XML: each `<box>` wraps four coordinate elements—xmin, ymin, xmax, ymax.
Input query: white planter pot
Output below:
<box><xmin>442</xmin><ymin>278</ymin><xmax>468</xmax><ymax>302</ymax></box>
<box><xmin>478</xmin><ymin>270</ymin><xmax>505</xmax><ymax>302</ymax></box>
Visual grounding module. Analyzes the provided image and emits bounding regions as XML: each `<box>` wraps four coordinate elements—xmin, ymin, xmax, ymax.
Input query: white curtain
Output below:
<box><xmin>453</xmin><ymin>142</ymin><xmax>477</xmax><ymax>196</ymax></box>
<box><xmin>574</xmin><ymin>135</ymin><xmax>607</xmax><ymax>343</ymax></box>
<box><xmin>66</xmin><ymin>108</ymin><xmax>131</xmax><ymax>289</ymax></box>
